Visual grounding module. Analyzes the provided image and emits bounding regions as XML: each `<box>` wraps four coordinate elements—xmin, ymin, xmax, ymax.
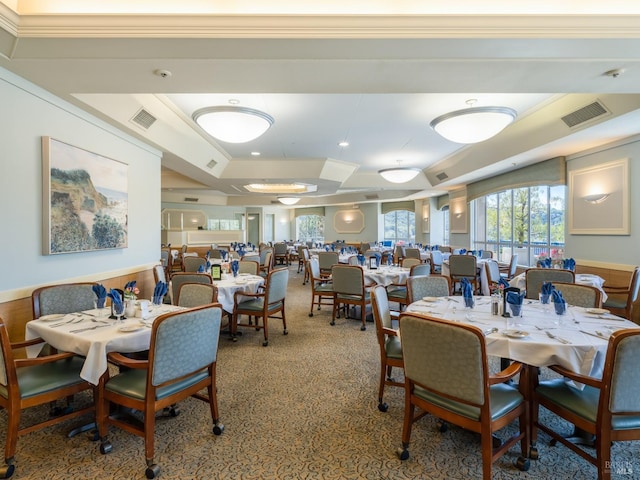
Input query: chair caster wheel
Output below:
<box><xmin>492</xmin><ymin>434</ymin><xmax>503</xmax><ymax>448</ymax></box>
<box><xmin>283</xmin><ymin>329</ymin><xmax>288</xmax><ymax>335</ymax></box>
<box><xmin>330</xmin><ymin>321</ymin><xmax>335</xmax><ymax>326</ymax></box>
<box><xmin>529</xmin><ymin>446</ymin><xmax>539</xmax><ymax>460</ymax></box>
<box><xmin>515</xmin><ymin>456</ymin><xmax>531</xmax><ymax>471</ymax></box>
<box><xmin>145</xmin><ymin>464</ymin><xmax>160</xmax><ymax>479</ymax></box>
<box><xmin>360</xmin><ymin>326</ymin><xmax>366</xmax><ymax>331</ymax></box>
<box><xmin>378</xmin><ymin>402</ymin><xmax>389</xmax><ymax>412</ymax></box>
<box><xmin>308</xmin><ymin>313</ymin><xmax>313</xmax><ymax>317</ymax></box>
<box><xmin>0</xmin><ymin>463</ymin><xmax>15</xmax><ymax>478</ymax></box>
<box><xmin>549</xmin><ymin>438</ymin><xmax>557</xmax><ymax>446</ymax></box>
<box><xmin>397</xmin><ymin>447</ymin><xmax>409</xmax><ymax>461</ymax></box>
<box><xmin>213</xmin><ymin>423</ymin><xmax>225</xmax><ymax>435</ymax></box>
<box><xmin>436</xmin><ymin>420</ymin><xmax>448</xmax><ymax>433</ymax></box>
<box><xmin>262</xmin><ymin>340</ymin><xmax>269</xmax><ymax>347</ymax></box>
<box><xmin>99</xmin><ymin>441</ymin><xmax>113</xmax><ymax>454</ymax></box>
<box><xmin>231</xmin><ymin>336</ymin><xmax>238</xmax><ymax>343</ymax></box>
<box><xmin>168</xmin><ymin>406</ymin><xmax>180</xmax><ymax>417</ymax></box>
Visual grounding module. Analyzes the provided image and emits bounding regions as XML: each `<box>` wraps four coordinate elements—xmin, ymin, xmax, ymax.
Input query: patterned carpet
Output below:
<box><xmin>3</xmin><ymin>264</ymin><xmax>639</xmax><ymax>479</ymax></box>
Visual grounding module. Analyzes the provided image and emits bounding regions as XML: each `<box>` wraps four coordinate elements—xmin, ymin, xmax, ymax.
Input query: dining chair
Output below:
<box><xmin>0</xmin><ymin>318</ymin><xmax>95</xmax><ymax>479</ymax></box>
<box><xmin>232</xmin><ymin>268</ymin><xmax>289</xmax><ymax>346</ymax></box>
<box><xmin>371</xmin><ymin>286</ymin><xmax>403</xmax><ymax>413</ymax></box>
<box><xmin>484</xmin><ymin>259</ymin><xmax>502</xmax><ymax>294</ymax></box>
<box><xmin>387</xmin><ymin>264</ymin><xmax>432</xmax><ymax>312</ymax></box>
<box><xmin>524</xmin><ymin>268</ymin><xmax>575</xmax><ymax>300</ymax></box>
<box><xmin>602</xmin><ymin>266</ymin><xmax>640</xmax><ymax>320</ymax></box>
<box><xmin>259</xmin><ymin>249</ymin><xmax>274</xmax><ymax>277</ymax></box>
<box><xmin>480</xmin><ymin>250</ymin><xmax>494</xmax><ymax>259</ymax></box>
<box><xmin>96</xmin><ymin>304</ymin><xmax>224</xmax><ymax>479</ymax></box>
<box><xmin>430</xmin><ymin>250</ymin><xmax>444</xmax><ymax>274</ymax></box>
<box><xmin>318</xmin><ymin>251</ymin><xmax>339</xmax><ymax>276</ymax></box>
<box><xmin>160</xmin><ymin>248</ymin><xmax>171</xmax><ymax>279</ymax></box>
<box><xmin>552</xmin><ymin>282</ymin><xmax>602</xmax><ymax>308</ymax></box>
<box><xmin>348</xmin><ymin>255</ymin><xmax>360</xmax><ymax>266</ymax></box>
<box><xmin>403</xmin><ymin>248</ymin><xmax>421</xmax><ymax>261</ymax></box>
<box><xmin>532</xmin><ymin>328</ymin><xmax>640</xmax><ymax>480</ymax></box>
<box><xmin>448</xmin><ymin>254</ymin><xmax>479</xmax><ymax>294</ymax></box>
<box><xmin>397</xmin><ymin>313</ymin><xmax>530</xmax><ymax>479</ymax></box>
<box><xmin>238</xmin><ymin>260</ymin><xmax>260</xmax><ymax>276</ymax></box>
<box><xmin>274</xmin><ymin>242</ymin><xmax>290</xmax><ymax>265</ymax></box>
<box><xmin>409</xmin><ymin>263</ymin><xmax>431</xmax><ymax>277</ymax></box>
<box><xmin>32</xmin><ymin>282</ymin><xmax>96</xmax><ymax>320</ymax></box>
<box><xmin>393</xmin><ymin>245</ymin><xmax>405</xmax><ymax>265</ymax></box>
<box><xmin>307</xmin><ymin>257</ymin><xmax>333</xmax><ymax>317</ymax></box>
<box><xmin>331</xmin><ymin>265</ymin><xmax>371</xmax><ymax>331</ymax></box>
<box><xmin>241</xmin><ymin>254</ymin><xmax>261</xmax><ymax>264</ymax></box>
<box><xmin>406</xmin><ymin>275</ymin><xmax>451</xmax><ymax>304</ymax></box>
<box><xmin>296</xmin><ymin>246</ymin><xmax>309</xmax><ymax>273</ymax></box>
<box><xmin>182</xmin><ymin>255</ymin><xmax>207</xmax><ymax>273</ymax></box>
<box><xmin>499</xmin><ymin>253</ymin><xmax>519</xmax><ymax>280</ymax></box>
<box><xmin>176</xmin><ymin>282</ymin><xmax>218</xmax><ymax>308</ymax></box>
<box><xmin>400</xmin><ymin>258</ymin><xmax>421</xmax><ymax>268</ymax></box>
<box><xmin>299</xmin><ymin>247</ymin><xmax>311</xmax><ymax>284</ymax></box>
<box><xmin>169</xmin><ymin>273</ymin><xmax>213</xmax><ymax>304</ymax></box>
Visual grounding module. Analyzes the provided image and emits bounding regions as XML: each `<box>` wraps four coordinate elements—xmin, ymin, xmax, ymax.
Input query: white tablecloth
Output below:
<box><xmin>213</xmin><ymin>274</ymin><xmax>265</xmax><ymax>312</ymax></box>
<box><xmin>363</xmin><ymin>266</ymin><xmax>410</xmax><ymax>287</ymax></box>
<box><xmin>509</xmin><ymin>273</ymin><xmax>607</xmax><ymax>302</ymax></box>
<box><xmin>26</xmin><ymin>305</ymin><xmax>184</xmax><ymax>385</ymax></box>
<box><xmin>405</xmin><ymin>297</ymin><xmax>637</xmax><ymax>384</ymax></box>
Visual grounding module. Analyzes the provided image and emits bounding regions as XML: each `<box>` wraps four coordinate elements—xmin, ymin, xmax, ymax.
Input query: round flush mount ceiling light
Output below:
<box><xmin>378</xmin><ymin>167</ymin><xmax>421</xmax><ymax>183</ymax></box>
<box><xmin>430</xmin><ymin>104</ymin><xmax>517</xmax><ymax>144</ymax></box>
<box><xmin>193</xmin><ymin>106</ymin><xmax>274</xmax><ymax>143</ymax></box>
<box><xmin>277</xmin><ymin>196</ymin><xmax>301</xmax><ymax>205</ymax></box>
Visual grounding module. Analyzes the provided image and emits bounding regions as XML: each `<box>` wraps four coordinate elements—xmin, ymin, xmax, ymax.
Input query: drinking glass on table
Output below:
<box><xmin>539</xmin><ymin>293</ymin><xmax>550</xmax><ymax>314</ymax></box>
<box><xmin>113</xmin><ymin>302</ymin><xmax>125</xmax><ymax>322</ymax></box>
<box><xmin>94</xmin><ymin>299</ymin><xmax>109</xmax><ymax>318</ymax></box>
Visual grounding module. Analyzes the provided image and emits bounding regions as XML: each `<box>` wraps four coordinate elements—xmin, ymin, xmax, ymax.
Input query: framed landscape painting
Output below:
<box><xmin>42</xmin><ymin>137</ymin><xmax>129</xmax><ymax>255</ymax></box>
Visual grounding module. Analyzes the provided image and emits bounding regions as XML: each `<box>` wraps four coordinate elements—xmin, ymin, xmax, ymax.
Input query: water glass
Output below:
<box><xmin>539</xmin><ymin>293</ymin><xmax>550</xmax><ymax>314</ymax></box>
<box><xmin>113</xmin><ymin>302</ymin><xmax>125</xmax><ymax>322</ymax></box>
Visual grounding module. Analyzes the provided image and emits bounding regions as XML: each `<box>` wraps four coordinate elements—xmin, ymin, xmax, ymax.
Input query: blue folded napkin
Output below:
<box><xmin>357</xmin><ymin>254</ymin><xmax>365</xmax><ymax>266</ymax></box>
<box><xmin>152</xmin><ymin>281</ymin><xmax>168</xmax><ymax>304</ymax></box>
<box><xmin>219</xmin><ymin>249</ymin><xmax>227</xmax><ymax>260</ymax></box>
<box><xmin>374</xmin><ymin>252</ymin><xmax>381</xmax><ymax>267</ymax></box>
<box><xmin>432</xmin><ymin>245</ymin><xmax>439</xmax><ymax>251</ymax></box>
<box><xmin>206</xmin><ymin>260</ymin><xmax>211</xmax><ymax>270</ymax></box>
<box><xmin>461</xmin><ymin>278</ymin><xmax>474</xmax><ymax>308</ymax></box>
<box><xmin>331</xmin><ymin>245</ymin><xmax>335</xmax><ymax>251</ymax></box>
<box><xmin>459</xmin><ymin>248</ymin><xmax>467</xmax><ymax>254</ymax></box>
<box><xmin>92</xmin><ymin>283</ymin><xmax>107</xmax><ymax>308</ymax></box>
<box><xmin>541</xmin><ymin>257</ymin><xmax>552</xmax><ymax>268</ymax></box>
<box><xmin>206</xmin><ymin>250</ymin><xmax>211</xmax><ymax>259</ymax></box>
<box><xmin>498</xmin><ymin>277</ymin><xmax>510</xmax><ymax>289</ymax></box>
<box><xmin>197</xmin><ymin>264</ymin><xmax>205</xmax><ymax>273</ymax></box>
<box><xmin>478</xmin><ymin>249</ymin><xmax>483</xmax><ymax>258</ymax></box>
<box><xmin>325</xmin><ymin>246</ymin><xmax>330</xmax><ymax>252</ymax></box>
<box><xmin>124</xmin><ymin>280</ymin><xmax>136</xmax><ymax>291</ymax></box>
<box><xmin>231</xmin><ymin>260</ymin><xmax>239</xmax><ymax>277</ymax></box>
<box><xmin>563</xmin><ymin>258</ymin><xmax>576</xmax><ymax>271</ymax></box>
<box><xmin>387</xmin><ymin>254</ymin><xmax>392</xmax><ymax>266</ymax></box>
<box><xmin>541</xmin><ymin>282</ymin><xmax>554</xmax><ymax>296</ymax></box>
<box><xmin>506</xmin><ymin>290</ymin><xmax>525</xmax><ymax>316</ymax></box>
<box><xmin>552</xmin><ymin>289</ymin><xmax>566</xmax><ymax>315</ymax></box>
<box><xmin>108</xmin><ymin>288</ymin><xmax>123</xmax><ymax>308</ymax></box>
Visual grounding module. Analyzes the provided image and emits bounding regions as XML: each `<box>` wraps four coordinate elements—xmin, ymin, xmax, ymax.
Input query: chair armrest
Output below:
<box><xmin>382</xmin><ymin>327</ymin><xmax>398</xmax><ymax>337</ymax></box>
<box><xmin>107</xmin><ymin>352</ymin><xmax>149</xmax><ymax>369</ymax></box>
<box><xmin>10</xmin><ymin>337</ymin><xmax>46</xmax><ymax>350</ymax></box>
<box><xmin>603</xmin><ymin>285</ymin><xmax>630</xmax><ymax>293</ymax></box>
<box><xmin>547</xmin><ymin>364</ymin><xmax>603</xmax><ymax>389</ymax></box>
<box><xmin>489</xmin><ymin>361</ymin><xmax>523</xmax><ymax>385</ymax></box>
<box><xmin>15</xmin><ymin>351</ymin><xmax>77</xmax><ymax>368</ymax></box>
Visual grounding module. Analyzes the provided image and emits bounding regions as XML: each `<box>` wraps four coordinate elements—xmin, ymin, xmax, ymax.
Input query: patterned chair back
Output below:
<box><xmin>153</xmin><ymin>264</ymin><xmax>167</xmax><ymax>284</ymax></box>
<box><xmin>400</xmin><ymin>313</ymin><xmax>486</xmax><ymax>406</ymax></box>
<box><xmin>406</xmin><ymin>276</ymin><xmax>450</xmax><ymax>304</ymax></box>
<box><xmin>170</xmin><ymin>273</ymin><xmax>213</xmax><ymax>304</ymax></box>
<box><xmin>525</xmin><ymin>268</ymin><xmax>575</xmax><ymax>299</ymax></box>
<box><xmin>150</xmin><ymin>305</ymin><xmax>222</xmax><ymax>387</ymax></box>
<box><xmin>404</xmin><ymin>248</ymin><xmax>421</xmax><ymax>260</ymax></box>
<box><xmin>266</xmin><ymin>268</ymin><xmax>289</xmax><ymax>304</ymax></box>
<box><xmin>485</xmin><ymin>259</ymin><xmax>501</xmax><ymax>284</ymax></box>
<box><xmin>371</xmin><ymin>285</ymin><xmax>393</xmax><ymax>332</ymax></box>
<box><xmin>177</xmin><ymin>283</ymin><xmax>218</xmax><ymax>308</ymax></box>
<box><xmin>401</xmin><ymin>258</ymin><xmax>421</xmax><ymax>268</ymax></box>
<box><xmin>183</xmin><ymin>256</ymin><xmax>207</xmax><ymax>273</ymax></box>
<box><xmin>332</xmin><ymin>265</ymin><xmax>365</xmax><ymax>297</ymax></box>
<box><xmin>409</xmin><ymin>264</ymin><xmax>431</xmax><ymax>277</ymax></box>
<box><xmin>608</xmin><ymin>331</ymin><xmax>640</xmax><ymax>414</ymax></box>
<box><xmin>552</xmin><ymin>282</ymin><xmax>601</xmax><ymax>308</ymax></box>
<box><xmin>449</xmin><ymin>254</ymin><xmax>477</xmax><ymax>278</ymax></box>
<box><xmin>32</xmin><ymin>283</ymin><xmax>96</xmax><ymax>318</ymax></box>
<box><xmin>318</xmin><ymin>251</ymin><xmax>339</xmax><ymax>271</ymax></box>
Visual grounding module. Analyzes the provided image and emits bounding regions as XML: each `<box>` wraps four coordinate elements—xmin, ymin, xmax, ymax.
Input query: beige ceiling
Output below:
<box><xmin>2</xmin><ymin>1</ymin><xmax>640</xmax><ymax>207</ymax></box>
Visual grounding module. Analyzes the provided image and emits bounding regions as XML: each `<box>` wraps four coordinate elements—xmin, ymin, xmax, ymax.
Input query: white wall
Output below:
<box><xmin>565</xmin><ymin>137</ymin><xmax>640</xmax><ymax>268</ymax></box>
<box><xmin>324</xmin><ymin>204</ymin><xmax>380</xmax><ymax>244</ymax></box>
<box><xmin>0</xmin><ymin>67</ymin><xmax>162</xmax><ymax>296</ymax></box>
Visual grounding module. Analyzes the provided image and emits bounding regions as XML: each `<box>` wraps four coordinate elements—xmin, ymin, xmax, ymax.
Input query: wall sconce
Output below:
<box><xmin>583</xmin><ymin>193</ymin><xmax>610</xmax><ymax>204</ymax></box>
<box><xmin>343</xmin><ymin>216</ymin><xmax>354</xmax><ymax>224</ymax></box>
<box><xmin>455</xmin><ymin>213</ymin><xmax>463</xmax><ymax>219</ymax></box>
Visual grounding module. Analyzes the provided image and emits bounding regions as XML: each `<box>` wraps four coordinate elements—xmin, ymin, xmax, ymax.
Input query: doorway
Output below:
<box><xmin>247</xmin><ymin>213</ymin><xmax>260</xmax><ymax>245</ymax></box>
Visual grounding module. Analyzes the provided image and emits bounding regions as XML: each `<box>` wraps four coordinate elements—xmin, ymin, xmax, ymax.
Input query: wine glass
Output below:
<box><xmin>113</xmin><ymin>302</ymin><xmax>125</xmax><ymax>322</ymax></box>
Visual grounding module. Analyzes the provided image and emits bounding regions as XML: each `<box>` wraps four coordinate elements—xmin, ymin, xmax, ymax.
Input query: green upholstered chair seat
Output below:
<box><xmin>315</xmin><ymin>284</ymin><xmax>333</xmax><ymax>293</ymax></box>
<box><xmin>603</xmin><ymin>295</ymin><xmax>627</xmax><ymax>309</ymax></box>
<box><xmin>105</xmin><ymin>368</ymin><xmax>209</xmax><ymax>401</ymax></box>
<box><xmin>237</xmin><ymin>298</ymin><xmax>283</xmax><ymax>312</ymax></box>
<box><xmin>385</xmin><ymin>335</ymin><xmax>402</xmax><ymax>360</ymax></box>
<box><xmin>415</xmin><ymin>383</ymin><xmax>523</xmax><ymax>422</ymax></box>
<box><xmin>537</xmin><ymin>379</ymin><xmax>640</xmax><ymax>430</ymax></box>
<box><xmin>387</xmin><ymin>286</ymin><xmax>407</xmax><ymax>299</ymax></box>
<box><xmin>336</xmin><ymin>292</ymin><xmax>370</xmax><ymax>302</ymax></box>
<box><xmin>0</xmin><ymin>356</ymin><xmax>86</xmax><ymax>400</ymax></box>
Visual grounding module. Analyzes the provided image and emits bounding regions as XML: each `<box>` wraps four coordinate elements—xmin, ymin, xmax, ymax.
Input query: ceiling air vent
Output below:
<box><xmin>561</xmin><ymin>101</ymin><xmax>609</xmax><ymax>128</ymax></box>
<box><xmin>436</xmin><ymin>172</ymin><xmax>449</xmax><ymax>181</ymax></box>
<box><xmin>365</xmin><ymin>194</ymin><xmax>379</xmax><ymax>200</ymax></box>
<box><xmin>270</xmin><ymin>200</ymin><xmax>280</xmax><ymax>204</ymax></box>
<box><xmin>130</xmin><ymin>108</ymin><xmax>157</xmax><ymax>130</ymax></box>
<box><xmin>184</xmin><ymin>197</ymin><xmax>199</xmax><ymax>202</ymax></box>
<box><xmin>206</xmin><ymin>159</ymin><xmax>217</xmax><ymax>169</ymax></box>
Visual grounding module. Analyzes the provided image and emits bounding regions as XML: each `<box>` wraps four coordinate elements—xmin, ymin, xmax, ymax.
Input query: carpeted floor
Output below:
<box><xmin>3</xmin><ymin>264</ymin><xmax>639</xmax><ymax>479</ymax></box>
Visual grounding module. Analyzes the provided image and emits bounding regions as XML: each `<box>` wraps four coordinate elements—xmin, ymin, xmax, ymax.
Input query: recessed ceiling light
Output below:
<box><xmin>251</xmin><ymin>151</ymin><xmax>261</xmax><ymax>156</ymax></box>
<box><xmin>228</xmin><ymin>99</ymin><xmax>240</xmax><ymax>105</ymax></box>
<box><xmin>338</xmin><ymin>141</ymin><xmax>349</xmax><ymax>147</ymax></box>
<box><xmin>244</xmin><ymin>183</ymin><xmax>317</xmax><ymax>194</ymax></box>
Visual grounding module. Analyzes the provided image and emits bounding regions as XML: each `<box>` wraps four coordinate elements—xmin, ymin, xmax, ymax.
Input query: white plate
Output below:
<box><xmin>586</xmin><ymin>308</ymin><xmax>609</xmax><ymax>315</ymax></box>
<box><xmin>39</xmin><ymin>313</ymin><xmax>66</xmax><ymax>322</ymax></box>
<box><xmin>502</xmin><ymin>329</ymin><xmax>529</xmax><ymax>339</ymax></box>
<box><xmin>118</xmin><ymin>324</ymin><xmax>143</xmax><ymax>333</ymax></box>
<box><xmin>422</xmin><ymin>297</ymin><xmax>440</xmax><ymax>303</ymax></box>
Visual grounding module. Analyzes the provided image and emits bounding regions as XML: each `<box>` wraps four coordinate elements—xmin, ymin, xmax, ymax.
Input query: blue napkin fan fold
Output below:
<box><xmin>552</xmin><ymin>289</ymin><xmax>566</xmax><ymax>315</ymax></box>
<box><xmin>356</xmin><ymin>254</ymin><xmax>365</xmax><ymax>266</ymax></box>
<box><xmin>231</xmin><ymin>260</ymin><xmax>239</xmax><ymax>277</ymax></box>
<box><xmin>563</xmin><ymin>258</ymin><xmax>576</xmax><ymax>271</ymax></box>
<box><xmin>107</xmin><ymin>289</ymin><xmax>123</xmax><ymax>308</ymax></box>
<box><xmin>506</xmin><ymin>290</ymin><xmax>525</xmax><ymax>317</ymax></box>
<box><xmin>153</xmin><ymin>281</ymin><xmax>168</xmax><ymax>303</ymax></box>
<box><xmin>498</xmin><ymin>277</ymin><xmax>510</xmax><ymax>289</ymax></box>
<box><xmin>92</xmin><ymin>283</ymin><xmax>107</xmax><ymax>308</ymax></box>
<box><xmin>460</xmin><ymin>278</ymin><xmax>474</xmax><ymax>308</ymax></box>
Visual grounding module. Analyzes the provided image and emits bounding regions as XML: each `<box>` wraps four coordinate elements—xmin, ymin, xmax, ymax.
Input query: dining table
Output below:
<box><xmin>362</xmin><ymin>265</ymin><xmax>410</xmax><ymax>287</ymax></box>
<box><xmin>25</xmin><ymin>304</ymin><xmax>184</xmax><ymax>385</ymax></box>
<box><xmin>509</xmin><ymin>272</ymin><xmax>608</xmax><ymax>302</ymax></box>
<box><xmin>212</xmin><ymin>273</ymin><xmax>265</xmax><ymax>313</ymax></box>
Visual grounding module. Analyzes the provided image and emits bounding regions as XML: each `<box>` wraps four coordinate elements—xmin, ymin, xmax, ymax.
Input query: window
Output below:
<box><xmin>384</xmin><ymin>210</ymin><xmax>415</xmax><ymax>244</ymax></box>
<box><xmin>296</xmin><ymin>215</ymin><xmax>324</xmax><ymax>243</ymax></box>
<box><xmin>471</xmin><ymin>185</ymin><xmax>565</xmax><ymax>266</ymax></box>
<box><xmin>442</xmin><ymin>206</ymin><xmax>450</xmax><ymax>246</ymax></box>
